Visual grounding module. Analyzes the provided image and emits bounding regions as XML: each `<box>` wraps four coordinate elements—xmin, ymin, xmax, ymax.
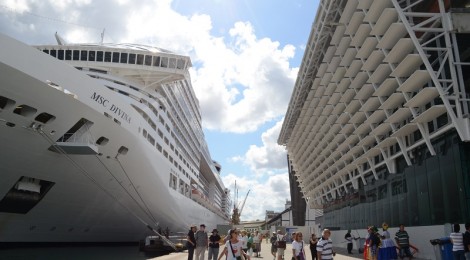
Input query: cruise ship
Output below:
<box><xmin>0</xmin><ymin>33</ymin><xmax>231</xmax><ymax>243</ymax></box>
<box><xmin>279</xmin><ymin>0</ymin><xmax>470</xmax><ymax>259</ymax></box>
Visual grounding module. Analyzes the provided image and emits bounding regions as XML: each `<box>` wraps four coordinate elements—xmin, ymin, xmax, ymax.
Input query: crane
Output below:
<box><xmin>231</xmin><ymin>189</ymin><xmax>250</xmax><ymax>225</ymax></box>
<box><xmin>238</xmin><ymin>189</ymin><xmax>250</xmax><ymax>217</ymax></box>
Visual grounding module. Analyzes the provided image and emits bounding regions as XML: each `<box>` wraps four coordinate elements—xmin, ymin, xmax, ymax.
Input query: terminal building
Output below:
<box><xmin>278</xmin><ymin>0</ymin><xmax>470</xmax><ymax>258</ymax></box>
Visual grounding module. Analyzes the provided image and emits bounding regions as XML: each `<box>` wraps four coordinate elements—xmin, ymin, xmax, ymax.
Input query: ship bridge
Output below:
<box><xmin>35</xmin><ymin>43</ymin><xmax>192</xmax><ymax>88</ymax></box>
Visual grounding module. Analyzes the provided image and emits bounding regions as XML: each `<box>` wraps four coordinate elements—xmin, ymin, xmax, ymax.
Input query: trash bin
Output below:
<box><xmin>430</xmin><ymin>237</ymin><xmax>453</xmax><ymax>260</ymax></box>
<box><xmin>356</xmin><ymin>237</ymin><xmax>365</xmax><ymax>254</ymax></box>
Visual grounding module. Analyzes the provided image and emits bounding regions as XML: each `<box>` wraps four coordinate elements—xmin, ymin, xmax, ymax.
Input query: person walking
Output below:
<box><xmin>395</xmin><ymin>224</ymin><xmax>413</xmax><ymax>259</ymax></box>
<box><xmin>195</xmin><ymin>224</ymin><xmax>208</xmax><ymax>260</ymax></box>
<box><xmin>241</xmin><ymin>230</ymin><xmax>249</xmax><ymax>254</ymax></box>
<box><xmin>309</xmin><ymin>233</ymin><xmax>318</xmax><ymax>260</ymax></box>
<box><xmin>345</xmin><ymin>230</ymin><xmax>353</xmax><ymax>254</ymax></box>
<box><xmin>292</xmin><ymin>232</ymin><xmax>306</xmax><ymax>260</ymax></box>
<box><xmin>209</xmin><ymin>229</ymin><xmax>221</xmax><ymax>260</ymax></box>
<box><xmin>317</xmin><ymin>229</ymin><xmax>335</xmax><ymax>260</ymax></box>
<box><xmin>253</xmin><ymin>230</ymin><xmax>261</xmax><ymax>257</ymax></box>
<box><xmin>270</xmin><ymin>232</ymin><xmax>278</xmax><ymax>260</ymax></box>
<box><xmin>276</xmin><ymin>230</ymin><xmax>287</xmax><ymax>260</ymax></box>
<box><xmin>187</xmin><ymin>225</ymin><xmax>197</xmax><ymax>260</ymax></box>
<box><xmin>218</xmin><ymin>229</ymin><xmax>250</xmax><ymax>260</ymax></box>
<box><xmin>450</xmin><ymin>223</ymin><xmax>466</xmax><ymax>260</ymax></box>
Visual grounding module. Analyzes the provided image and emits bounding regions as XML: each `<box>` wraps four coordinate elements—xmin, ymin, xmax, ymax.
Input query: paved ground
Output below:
<box><xmin>150</xmin><ymin>243</ymin><xmax>362</xmax><ymax>260</ymax></box>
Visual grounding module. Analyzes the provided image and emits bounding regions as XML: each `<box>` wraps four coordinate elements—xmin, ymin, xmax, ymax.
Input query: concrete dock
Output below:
<box><xmin>149</xmin><ymin>243</ymin><xmax>362</xmax><ymax>260</ymax></box>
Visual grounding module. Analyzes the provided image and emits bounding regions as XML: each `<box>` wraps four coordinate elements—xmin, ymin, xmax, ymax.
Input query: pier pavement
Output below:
<box><xmin>149</xmin><ymin>243</ymin><xmax>362</xmax><ymax>260</ymax></box>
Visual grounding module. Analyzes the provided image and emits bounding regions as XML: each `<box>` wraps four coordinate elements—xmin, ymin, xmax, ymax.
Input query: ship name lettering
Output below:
<box><xmin>109</xmin><ymin>104</ymin><xmax>131</xmax><ymax>124</ymax></box>
<box><xmin>91</xmin><ymin>92</ymin><xmax>109</xmax><ymax>107</ymax></box>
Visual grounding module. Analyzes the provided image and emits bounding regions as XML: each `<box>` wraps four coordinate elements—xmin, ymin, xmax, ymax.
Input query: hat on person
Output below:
<box><xmin>212</xmin><ymin>229</ymin><xmax>218</xmax><ymax>233</ymax></box>
<box><xmin>190</xmin><ymin>224</ymin><xmax>197</xmax><ymax>228</ymax></box>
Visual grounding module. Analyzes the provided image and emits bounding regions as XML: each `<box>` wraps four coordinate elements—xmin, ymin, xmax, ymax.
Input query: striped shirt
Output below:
<box><xmin>450</xmin><ymin>232</ymin><xmax>464</xmax><ymax>251</ymax></box>
<box><xmin>395</xmin><ymin>230</ymin><xmax>410</xmax><ymax>247</ymax></box>
<box><xmin>316</xmin><ymin>237</ymin><xmax>333</xmax><ymax>260</ymax></box>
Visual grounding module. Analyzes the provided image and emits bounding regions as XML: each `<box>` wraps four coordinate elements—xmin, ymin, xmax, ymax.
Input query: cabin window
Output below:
<box><xmin>156</xmin><ymin>143</ymin><xmax>162</xmax><ymax>152</ymax></box>
<box><xmin>13</xmin><ymin>104</ymin><xmax>37</xmax><ymax>117</ymax></box>
<box><xmin>96</xmin><ymin>51</ymin><xmax>104</xmax><ymax>61</ymax></box>
<box><xmin>80</xmin><ymin>50</ymin><xmax>87</xmax><ymax>61</ymax></box>
<box><xmin>35</xmin><ymin>112</ymin><xmax>56</xmax><ymax>124</ymax></box>
<box><xmin>177</xmin><ymin>59</ymin><xmax>184</xmax><ymax>69</ymax></box>
<box><xmin>104</xmin><ymin>52</ymin><xmax>112</xmax><ymax>62</ymax></box>
<box><xmin>58</xmin><ymin>50</ymin><xmax>64</xmax><ymax>60</ymax></box>
<box><xmin>161</xmin><ymin>57</ymin><xmax>168</xmax><ymax>68</ymax></box>
<box><xmin>0</xmin><ymin>96</ymin><xmax>16</xmax><ymax>110</ymax></box>
<box><xmin>147</xmin><ymin>134</ymin><xmax>155</xmax><ymax>145</ymax></box>
<box><xmin>153</xmin><ymin>56</ymin><xmax>160</xmax><ymax>67</ymax></box>
<box><xmin>136</xmin><ymin>54</ymin><xmax>144</xmax><ymax>65</ymax></box>
<box><xmin>112</xmin><ymin>52</ymin><xmax>119</xmax><ymax>63</ymax></box>
<box><xmin>120</xmin><ymin>53</ymin><xmax>128</xmax><ymax>63</ymax></box>
<box><xmin>144</xmin><ymin>55</ymin><xmax>152</xmax><ymax>66</ymax></box>
<box><xmin>113</xmin><ymin>118</ymin><xmax>121</xmax><ymax>125</ymax></box>
<box><xmin>65</xmin><ymin>50</ymin><xmax>72</xmax><ymax>60</ymax></box>
<box><xmin>96</xmin><ymin>136</ymin><xmax>109</xmax><ymax>146</ymax></box>
<box><xmin>169</xmin><ymin>58</ymin><xmax>176</xmax><ymax>69</ymax></box>
<box><xmin>88</xmin><ymin>51</ymin><xmax>95</xmax><ymax>61</ymax></box>
<box><xmin>42</xmin><ymin>49</ymin><xmax>49</xmax><ymax>54</ymax></box>
<box><xmin>129</xmin><ymin>53</ymin><xmax>136</xmax><ymax>64</ymax></box>
<box><xmin>73</xmin><ymin>50</ymin><xmax>80</xmax><ymax>60</ymax></box>
<box><xmin>50</xmin><ymin>49</ymin><xmax>57</xmax><ymax>57</ymax></box>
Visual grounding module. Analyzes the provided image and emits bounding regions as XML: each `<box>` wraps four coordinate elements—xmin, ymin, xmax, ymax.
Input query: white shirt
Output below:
<box><xmin>253</xmin><ymin>234</ymin><xmax>260</xmax><ymax>243</ymax></box>
<box><xmin>292</xmin><ymin>240</ymin><xmax>305</xmax><ymax>256</ymax></box>
<box><xmin>241</xmin><ymin>235</ymin><xmax>248</xmax><ymax>249</ymax></box>
<box><xmin>225</xmin><ymin>240</ymin><xmax>244</xmax><ymax>260</ymax></box>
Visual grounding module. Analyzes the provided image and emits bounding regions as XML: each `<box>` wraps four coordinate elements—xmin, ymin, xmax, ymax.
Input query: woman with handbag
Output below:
<box><xmin>292</xmin><ymin>232</ymin><xmax>306</xmax><ymax>260</ymax></box>
<box><xmin>218</xmin><ymin>229</ymin><xmax>251</xmax><ymax>260</ymax></box>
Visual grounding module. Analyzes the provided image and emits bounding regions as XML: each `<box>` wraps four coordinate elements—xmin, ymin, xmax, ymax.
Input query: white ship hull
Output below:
<box><xmin>0</xmin><ymin>34</ymin><xmax>228</xmax><ymax>242</ymax></box>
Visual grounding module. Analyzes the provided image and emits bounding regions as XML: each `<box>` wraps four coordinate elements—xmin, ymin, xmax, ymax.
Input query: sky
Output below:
<box><xmin>0</xmin><ymin>0</ymin><xmax>319</xmax><ymax>221</ymax></box>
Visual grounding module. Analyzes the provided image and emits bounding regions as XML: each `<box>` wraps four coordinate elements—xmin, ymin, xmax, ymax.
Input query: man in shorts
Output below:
<box><xmin>270</xmin><ymin>232</ymin><xmax>277</xmax><ymax>260</ymax></box>
<box><xmin>276</xmin><ymin>230</ymin><xmax>286</xmax><ymax>260</ymax></box>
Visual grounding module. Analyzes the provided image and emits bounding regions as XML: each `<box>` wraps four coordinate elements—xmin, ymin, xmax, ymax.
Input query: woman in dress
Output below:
<box><xmin>309</xmin><ymin>233</ymin><xmax>318</xmax><ymax>260</ymax></box>
<box><xmin>292</xmin><ymin>232</ymin><xmax>306</xmax><ymax>260</ymax></box>
<box><xmin>378</xmin><ymin>223</ymin><xmax>398</xmax><ymax>260</ymax></box>
<box><xmin>218</xmin><ymin>229</ymin><xmax>250</xmax><ymax>260</ymax></box>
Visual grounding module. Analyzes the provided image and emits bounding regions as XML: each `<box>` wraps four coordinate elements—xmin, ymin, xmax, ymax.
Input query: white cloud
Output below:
<box><xmin>241</xmin><ymin>120</ymin><xmax>288</xmax><ymax>173</ymax></box>
<box><xmin>222</xmin><ymin>172</ymin><xmax>290</xmax><ymax>221</ymax></box>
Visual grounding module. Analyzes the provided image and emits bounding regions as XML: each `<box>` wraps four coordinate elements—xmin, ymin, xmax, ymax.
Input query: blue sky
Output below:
<box><xmin>0</xmin><ymin>0</ymin><xmax>319</xmax><ymax>221</ymax></box>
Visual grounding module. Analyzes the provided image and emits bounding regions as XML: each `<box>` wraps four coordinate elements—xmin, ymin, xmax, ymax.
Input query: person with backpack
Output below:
<box><xmin>270</xmin><ymin>232</ymin><xmax>278</xmax><ymax>260</ymax></box>
<box><xmin>276</xmin><ymin>230</ymin><xmax>287</xmax><ymax>260</ymax></box>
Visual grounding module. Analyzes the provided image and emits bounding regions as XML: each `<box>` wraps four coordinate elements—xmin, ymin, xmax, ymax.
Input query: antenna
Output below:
<box><xmin>100</xmin><ymin>28</ymin><xmax>105</xmax><ymax>44</ymax></box>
